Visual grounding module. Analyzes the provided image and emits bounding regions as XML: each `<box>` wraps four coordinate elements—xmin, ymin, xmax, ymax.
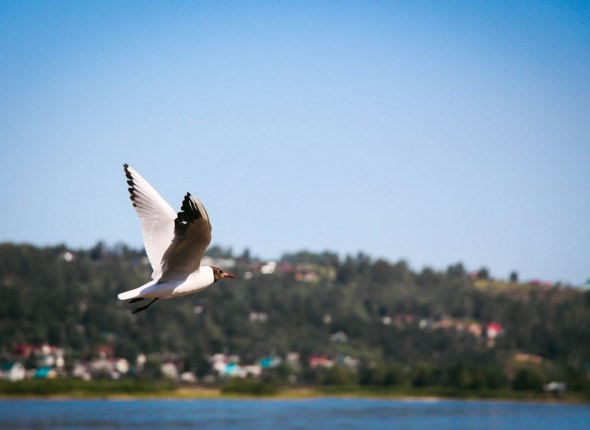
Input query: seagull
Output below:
<box><xmin>117</xmin><ymin>164</ymin><xmax>235</xmax><ymax>313</ymax></box>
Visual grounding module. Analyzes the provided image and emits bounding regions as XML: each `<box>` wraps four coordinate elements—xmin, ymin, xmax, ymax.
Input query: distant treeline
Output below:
<box><xmin>0</xmin><ymin>242</ymin><xmax>589</xmax><ymax>396</ymax></box>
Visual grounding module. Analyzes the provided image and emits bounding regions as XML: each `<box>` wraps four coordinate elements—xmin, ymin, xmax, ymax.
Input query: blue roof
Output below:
<box><xmin>34</xmin><ymin>367</ymin><xmax>52</xmax><ymax>378</ymax></box>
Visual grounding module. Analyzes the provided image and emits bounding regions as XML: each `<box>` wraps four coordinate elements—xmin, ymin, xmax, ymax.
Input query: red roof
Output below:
<box><xmin>487</xmin><ymin>323</ymin><xmax>502</xmax><ymax>330</ymax></box>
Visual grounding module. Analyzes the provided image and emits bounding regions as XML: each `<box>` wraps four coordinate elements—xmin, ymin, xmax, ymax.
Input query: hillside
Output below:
<box><xmin>0</xmin><ymin>242</ymin><xmax>589</xmax><ymax>395</ymax></box>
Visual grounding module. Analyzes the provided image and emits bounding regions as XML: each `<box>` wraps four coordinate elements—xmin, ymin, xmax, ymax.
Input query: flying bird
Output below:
<box><xmin>117</xmin><ymin>164</ymin><xmax>234</xmax><ymax>313</ymax></box>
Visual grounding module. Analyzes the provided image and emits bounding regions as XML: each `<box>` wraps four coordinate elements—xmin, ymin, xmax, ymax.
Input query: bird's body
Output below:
<box><xmin>117</xmin><ymin>266</ymin><xmax>215</xmax><ymax>300</ymax></box>
<box><xmin>117</xmin><ymin>164</ymin><xmax>234</xmax><ymax>313</ymax></box>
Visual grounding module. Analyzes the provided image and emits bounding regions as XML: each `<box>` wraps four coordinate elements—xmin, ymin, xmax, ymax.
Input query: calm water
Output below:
<box><xmin>0</xmin><ymin>398</ymin><xmax>589</xmax><ymax>430</ymax></box>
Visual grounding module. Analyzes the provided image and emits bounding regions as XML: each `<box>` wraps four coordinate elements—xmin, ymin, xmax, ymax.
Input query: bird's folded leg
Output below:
<box><xmin>132</xmin><ymin>298</ymin><xmax>159</xmax><ymax>314</ymax></box>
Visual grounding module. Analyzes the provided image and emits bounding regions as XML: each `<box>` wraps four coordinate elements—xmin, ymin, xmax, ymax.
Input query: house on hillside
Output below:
<box><xmin>394</xmin><ymin>314</ymin><xmax>415</xmax><ymax>328</ymax></box>
<box><xmin>12</xmin><ymin>343</ymin><xmax>34</xmax><ymax>359</ymax></box>
<box><xmin>486</xmin><ymin>322</ymin><xmax>503</xmax><ymax>347</ymax></box>
<box><xmin>466</xmin><ymin>323</ymin><xmax>483</xmax><ymax>337</ymax></box>
<box><xmin>330</xmin><ymin>331</ymin><xmax>348</xmax><ymax>343</ymax></box>
<box><xmin>544</xmin><ymin>381</ymin><xmax>567</xmax><ymax>395</ymax></box>
<box><xmin>418</xmin><ymin>318</ymin><xmax>434</xmax><ymax>330</ymax></box>
<box><xmin>89</xmin><ymin>357</ymin><xmax>129</xmax><ymax>379</ymax></box>
<box><xmin>486</xmin><ymin>323</ymin><xmax>503</xmax><ymax>339</ymax></box>
<box><xmin>336</xmin><ymin>355</ymin><xmax>359</xmax><ymax>369</ymax></box>
<box><xmin>286</xmin><ymin>353</ymin><xmax>300</xmax><ymax>368</ymax></box>
<box><xmin>210</xmin><ymin>353</ymin><xmax>243</xmax><ymax>378</ymax></box>
<box><xmin>260</xmin><ymin>261</ymin><xmax>277</xmax><ymax>274</ymax></box>
<box><xmin>249</xmin><ymin>312</ymin><xmax>268</xmax><ymax>322</ymax></box>
<box><xmin>295</xmin><ymin>270</ymin><xmax>320</xmax><ymax>283</ymax></box>
<box><xmin>0</xmin><ymin>362</ymin><xmax>25</xmax><ymax>381</ymax></box>
<box><xmin>309</xmin><ymin>355</ymin><xmax>334</xmax><ymax>369</ymax></box>
<box><xmin>160</xmin><ymin>362</ymin><xmax>179</xmax><ymax>380</ymax></box>
<box><xmin>34</xmin><ymin>367</ymin><xmax>57</xmax><ymax>379</ymax></box>
<box><xmin>71</xmin><ymin>361</ymin><xmax>91</xmax><ymax>381</ymax></box>
<box><xmin>433</xmin><ymin>318</ymin><xmax>455</xmax><ymax>330</ymax></box>
<box><xmin>260</xmin><ymin>356</ymin><xmax>281</xmax><ymax>369</ymax></box>
<box><xmin>223</xmin><ymin>362</ymin><xmax>241</xmax><ymax>377</ymax></box>
<box><xmin>513</xmin><ymin>353</ymin><xmax>543</xmax><ymax>365</ymax></box>
<box><xmin>12</xmin><ymin>343</ymin><xmax>65</xmax><ymax>371</ymax></box>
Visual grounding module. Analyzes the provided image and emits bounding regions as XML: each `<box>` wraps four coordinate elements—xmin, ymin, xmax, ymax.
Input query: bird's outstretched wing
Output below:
<box><xmin>124</xmin><ymin>164</ymin><xmax>177</xmax><ymax>279</ymax></box>
<box><xmin>160</xmin><ymin>193</ymin><xmax>212</xmax><ymax>280</ymax></box>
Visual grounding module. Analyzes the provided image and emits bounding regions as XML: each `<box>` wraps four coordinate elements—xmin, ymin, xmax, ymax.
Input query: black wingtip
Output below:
<box><xmin>124</xmin><ymin>164</ymin><xmax>133</xmax><ymax>182</ymax></box>
<box><xmin>123</xmin><ymin>164</ymin><xmax>137</xmax><ymax>204</ymax></box>
<box><xmin>174</xmin><ymin>194</ymin><xmax>203</xmax><ymax>231</ymax></box>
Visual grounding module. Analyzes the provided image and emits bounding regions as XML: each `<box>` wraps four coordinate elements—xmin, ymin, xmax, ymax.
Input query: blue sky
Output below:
<box><xmin>0</xmin><ymin>1</ymin><xmax>588</xmax><ymax>284</ymax></box>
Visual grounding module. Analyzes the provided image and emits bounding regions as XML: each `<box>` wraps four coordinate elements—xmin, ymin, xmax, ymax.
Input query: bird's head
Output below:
<box><xmin>212</xmin><ymin>266</ymin><xmax>235</xmax><ymax>282</ymax></box>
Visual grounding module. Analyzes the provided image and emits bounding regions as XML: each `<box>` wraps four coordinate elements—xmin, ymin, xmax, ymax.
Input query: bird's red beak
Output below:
<box><xmin>222</xmin><ymin>273</ymin><xmax>235</xmax><ymax>279</ymax></box>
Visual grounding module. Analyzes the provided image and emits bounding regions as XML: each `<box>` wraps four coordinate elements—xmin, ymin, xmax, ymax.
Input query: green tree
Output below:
<box><xmin>512</xmin><ymin>368</ymin><xmax>543</xmax><ymax>391</ymax></box>
<box><xmin>477</xmin><ymin>267</ymin><xmax>490</xmax><ymax>280</ymax></box>
<box><xmin>322</xmin><ymin>366</ymin><xmax>357</xmax><ymax>386</ymax></box>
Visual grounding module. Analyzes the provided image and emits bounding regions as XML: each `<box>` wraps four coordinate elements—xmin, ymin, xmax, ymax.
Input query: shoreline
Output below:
<box><xmin>0</xmin><ymin>386</ymin><xmax>587</xmax><ymax>404</ymax></box>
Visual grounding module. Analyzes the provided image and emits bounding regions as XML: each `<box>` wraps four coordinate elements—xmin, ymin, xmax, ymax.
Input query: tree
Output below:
<box><xmin>447</xmin><ymin>263</ymin><xmax>466</xmax><ymax>278</ymax></box>
<box><xmin>383</xmin><ymin>364</ymin><xmax>407</xmax><ymax>386</ymax></box>
<box><xmin>412</xmin><ymin>363</ymin><xmax>437</xmax><ymax>387</ymax></box>
<box><xmin>337</xmin><ymin>256</ymin><xmax>357</xmax><ymax>284</ymax></box>
<box><xmin>240</xmin><ymin>248</ymin><xmax>251</xmax><ymax>264</ymax></box>
<box><xmin>477</xmin><ymin>267</ymin><xmax>490</xmax><ymax>280</ymax></box>
<box><xmin>512</xmin><ymin>368</ymin><xmax>543</xmax><ymax>391</ymax></box>
<box><xmin>359</xmin><ymin>363</ymin><xmax>386</xmax><ymax>386</ymax></box>
<box><xmin>322</xmin><ymin>366</ymin><xmax>357</xmax><ymax>386</ymax></box>
<box><xmin>447</xmin><ymin>364</ymin><xmax>473</xmax><ymax>389</ymax></box>
<box><xmin>371</xmin><ymin>260</ymin><xmax>394</xmax><ymax>284</ymax></box>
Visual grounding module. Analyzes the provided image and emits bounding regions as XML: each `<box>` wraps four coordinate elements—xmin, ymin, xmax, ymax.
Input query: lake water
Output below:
<box><xmin>0</xmin><ymin>398</ymin><xmax>589</xmax><ymax>430</ymax></box>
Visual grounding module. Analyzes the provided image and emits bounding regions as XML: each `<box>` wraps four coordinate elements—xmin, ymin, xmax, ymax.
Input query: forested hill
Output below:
<box><xmin>1</xmin><ymin>242</ymin><xmax>589</xmax><ymax>388</ymax></box>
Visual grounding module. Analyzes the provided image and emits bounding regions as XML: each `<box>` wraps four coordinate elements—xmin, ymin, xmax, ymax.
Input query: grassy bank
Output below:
<box><xmin>1</xmin><ymin>379</ymin><xmax>589</xmax><ymax>403</ymax></box>
<box><xmin>0</xmin><ymin>379</ymin><xmax>176</xmax><ymax>397</ymax></box>
<box><xmin>313</xmin><ymin>385</ymin><xmax>572</xmax><ymax>401</ymax></box>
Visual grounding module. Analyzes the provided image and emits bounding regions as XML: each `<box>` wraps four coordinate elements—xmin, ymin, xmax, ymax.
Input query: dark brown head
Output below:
<box><xmin>212</xmin><ymin>266</ymin><xmax>235</xmax><ymax>282</ymax></box>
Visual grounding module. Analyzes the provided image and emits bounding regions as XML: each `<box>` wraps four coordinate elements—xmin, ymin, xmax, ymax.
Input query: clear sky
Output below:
<box><xmin>0</xmin><ymin>1</ymin><xmax>588</xmax><ymax>284</ymax></box>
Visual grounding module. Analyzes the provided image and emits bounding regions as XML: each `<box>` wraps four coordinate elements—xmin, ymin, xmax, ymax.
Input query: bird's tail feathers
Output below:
<box><xmin>117</xmin><ymin>280</ymin><xmax>157</xmax><ymax>301</ymax></box>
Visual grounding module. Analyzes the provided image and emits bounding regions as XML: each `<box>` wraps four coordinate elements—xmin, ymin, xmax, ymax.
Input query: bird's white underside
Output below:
<box><xmin>117</xmin><ymin>266</ymin><xmax>215</xmax><ymax>300</ymax></box>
